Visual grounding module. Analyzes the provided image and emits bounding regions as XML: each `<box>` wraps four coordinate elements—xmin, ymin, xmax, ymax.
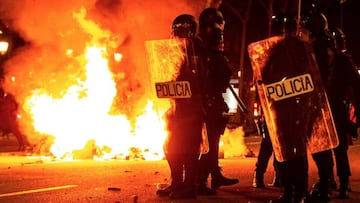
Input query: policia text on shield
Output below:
<box><xmin>155</xmin><ymin>81</ymin><xmax>192</xmax><ymax>99</ymax></box>
<box><xmin>265</xmin><ymin>73</ymin><xmax>314</xmax><ymax>101</ymax></box>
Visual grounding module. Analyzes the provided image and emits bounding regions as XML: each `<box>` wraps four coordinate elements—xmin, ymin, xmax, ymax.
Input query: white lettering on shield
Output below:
<box><xmin>265</xmin><ymin>74</ymin><xmax>314</xmax><ymax>101</ymax></box>
<box><xmin>155</xmin><ymin>81</ymin><xmax>192</xmax><ymax>98</ymax></box>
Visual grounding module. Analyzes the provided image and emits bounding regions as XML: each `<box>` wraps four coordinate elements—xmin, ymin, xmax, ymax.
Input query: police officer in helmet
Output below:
<box><xmin>156</xmin><ymin>14</ymin><xmax>207</xmax><ymax>199</ymax></box>
<box><xmin>251</xmin><ymin>14</ymin><xmax>287</xmax><ymax>189</ymax></box>
<box><xmin>197</xmin><ymin>7</ymin><xmax>239</xmax><ymax>195</ymax></box>
<box><xmin>260</xmin><ymin>13</ymin><xmax>311</xmax><ymax>203</ymax></box>
<box><xmin>171</xmin><ymin>14</ymin><xmax>197</xmax><ymax>39</ymax></box>
<box><xmin>312</xmin><ymin>26</ymin><xmax>360</xmax><ymax>199</ymax></box>
<box><xmin>299</xmin><ymin>11</ymin><xmax>337</xmax><ymax>202</ymax></box>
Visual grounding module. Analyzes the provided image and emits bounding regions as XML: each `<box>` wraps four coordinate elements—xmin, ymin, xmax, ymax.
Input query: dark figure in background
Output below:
<box><xmin>0</xmin><ymin>88</ymin><xmax>28</xmax><ymax>151</ymax></box>
<box><xmin>156</xmin><ymin>14</ymin><xmax>207</xmax><ymax>199</ymax></box>
<box><xmin>0</xmin><ymin>20</ymin><xmax>28</xmax><ymax>151</ymax></box>
<box><xmin>312</xmin><ymin>26</ymin><xmax>360</xmax><ymax>199</ymax></box>
<box><xmin>197</xmin><ymin>7</ymin><xmax>238</xmax><ymax>195</ymax></box>
<box><xmin>300</xmin><ymin>11</ymin><xmax>336</xmax><ymax>202</ymax></box>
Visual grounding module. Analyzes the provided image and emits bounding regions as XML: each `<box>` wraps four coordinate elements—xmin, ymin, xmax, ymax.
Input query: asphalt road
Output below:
<box><xmin>0</xmin><ymin>134</ymin><xmax>359</xmax><ymax>203</ymax></box>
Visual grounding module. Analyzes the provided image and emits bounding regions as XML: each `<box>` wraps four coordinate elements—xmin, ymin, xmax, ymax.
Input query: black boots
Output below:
<box><xmin>310</xmin><ymin>176</ymin><xmax>350</xmax><ymax>199</ymax></box>
<box><xmin>157</xmin><ymin>182</ymin><xmax>197</xmax><ymax>199</ymax></box>
<box><xmin>197</xmin><ymin>167</ymin><xmax>238</xmax><ymax>195</ymax></box>
<box><xmin>211</xmin><ymin>174</ymin><xmax>239</xmax><ymax>189</ymax></box>
<box><xmin>252</xmin><ymin>171</ymin><xmax>265</xmax><ymax>188</ymax></box>
<box><xmin>270</xmin><ymin>190</ymin><xmax>309</xmax><ymax>203</ymax></box>
<box><xmin>156</xmin><ymin>184</ymin><xmax>196</xmax><ymax>199</ymax></box>
<box><xmin>268</xmin><ymin>174</ymin><xmax>281</xmax><ymax>187</ymax></box>
<box><xmin>252</xmin><ymin>171</ymin><xmax>280</xmax><ymax>188</ymax></box>
<box><xmin>309</xmin><ymin>182</ymin><xmax>330</xmax><ymax>202</ymax></box>
<box><xmin>211</xmin><ymin>167</ymin><xmax>239</xmax><ymax>189</ymax></box>
<box><xmin>156</xmin><ymin>185</ymin><xmax>172</xmax><ymax>196</ymax></box>
<box><xmin>270</xmin><ymin>186</ymin><xmax>293</xmax><ymax>203</ymax></box>
<box><xmin>197</xmin><ymin>184</ymin><xmax>216</xmax><ymax>195</ymax></box>
<box><xmin>338</xmin><ymin>176</ymin><xmax>349</xmax><ymax>199</ymax></box>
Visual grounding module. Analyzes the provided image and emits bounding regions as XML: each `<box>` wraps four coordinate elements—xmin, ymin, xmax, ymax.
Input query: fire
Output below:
<box><xmin>4</xmin><ymin>8</ymin><xmax>171</xmax><ymax>161</ymax></box>
<box><xmin>23</xmin><ymin>45</ymin><xmax>166</xmax><ymax>160</ymax></box>
<box><xmin>1</xmin><ymin>1</ymin><xmax>242</xmax><ymax>161</ymax></box>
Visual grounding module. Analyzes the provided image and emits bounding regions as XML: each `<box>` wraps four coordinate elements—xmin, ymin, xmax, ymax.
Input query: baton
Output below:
<box><xmin>228</xmin><ymin>83</ymin><xmax>249</xmax><ymax>114</ymax></box>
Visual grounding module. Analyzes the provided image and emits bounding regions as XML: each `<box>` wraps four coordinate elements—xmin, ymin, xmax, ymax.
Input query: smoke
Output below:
<box><xmin>0</xmin><ymin>0</ymin><xmax>207</xmax><ymax>146</ymax></box>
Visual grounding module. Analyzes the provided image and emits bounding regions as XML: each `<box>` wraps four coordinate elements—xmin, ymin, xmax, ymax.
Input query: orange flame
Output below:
<box><xmin>24</xmin><ymin>45</ymin><xmax>166</xmax><ymax>160</ymax></box>
<box><xmin>11</xmin><ymin>8</ymin><xmax>169</xmax><ymax>160</ymax></box>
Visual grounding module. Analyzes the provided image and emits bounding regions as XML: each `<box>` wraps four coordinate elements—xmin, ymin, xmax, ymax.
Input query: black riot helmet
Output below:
<box><xmin>199</xmin><ymin>22</ymin><xmax>223</xmax><ymax>50</ymax></box>
<box><xmin>313</xmin><ymin>29</ymin><xmax>336</xmax><ymax>50</ymax></box>
<box><xmin>329</xmin><ymin>27</ymin><xmax>346</xmax><ymax>53</ymax></box>
<box><xmin>312</xmin><ymin>29</ymin><xmax>336</xmax><ymax>70</ymax></box>
<box><xmin>171</xmin><ymin>14</ymin><xmax>198</xmax><ymax>38</ymax></box>
<box><xmin>270</xmin><ymin>13</ymin><xmax>298</xmax><ymax>36</ymax></box>
<box><xmin>199</xmin><ymin>7</ymin><xmax>224</xmax><ymax>30</ymax></box>
<box><xmin>300</xmin><ymin>11</ymin><xmax>328</xmax><ymax>38</ymax></box>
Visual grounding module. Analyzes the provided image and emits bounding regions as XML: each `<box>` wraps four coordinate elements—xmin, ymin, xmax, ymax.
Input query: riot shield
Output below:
<box><xmin>248</xmin><ymin>36</ymin><xmax>338</xmax><ymax>162</ymax></box>
<box><xmin>145</xmin><ymin>38</ymin><xmax>185</xmax><ymax>97</ymax></box>
<box><xmin>145</xmin><ymin>38</ymin><xmax>208</xmax><ymax>155</ymax></box>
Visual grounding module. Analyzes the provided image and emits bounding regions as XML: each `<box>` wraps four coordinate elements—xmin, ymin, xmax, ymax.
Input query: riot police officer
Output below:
<box><xmin>156</xmin><ymin>14</ymin><xmax>207</xmax><ymax>199</ymax></box>
<box><xmin>312</xmin><ymin>26</ymin><xmax>360</xmax><ymax>199</ymax></box>
<box><xmin>299</xmin><ymin>11</ymin><xmax>336</xmax><ymax>202</ymax></box>
<box><xmin>197</xmin><ymin>7</ymin><xmax>239</xmax><ymax>195</ymax></box>
<box><xmin>252</xmin><ymin>14</ymin><xmax>287</xmax><ymax>189</ymax></box>
<box><xmin>248</xmin><ymin>13</ymin><xmax>327</xmax><ymax>203</ymax></box>
<box><xmin>269</xmin><ymin>15</ymin><xmax>310</xmax><ymax>203</ymax></box>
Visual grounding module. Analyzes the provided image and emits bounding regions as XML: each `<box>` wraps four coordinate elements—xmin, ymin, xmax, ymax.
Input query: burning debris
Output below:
<box><xmin>107</xmin><ymin>187</ymin><xmax>121</xmax><ymax>191</ymax></box>
<box><xmin>221</xmin><ymin>126</ymin><xmax>253</xmax><ymax>158</ymax></box>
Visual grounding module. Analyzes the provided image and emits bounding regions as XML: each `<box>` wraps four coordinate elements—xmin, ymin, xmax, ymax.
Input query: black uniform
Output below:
<box><xmin>308</xmin><ymin>31</ymin><xmax>336</xmax><ymax>202</ymax></box>
<box><xmin>310</xmin><ymin>149</ymin><xmax>334</xmax><ymax>201</ymax></box>
<box><xmin>163</xmin><ymin>37</ymin><xmax>207</xmax><ymax>199</ymax></box>
<box><xmin>198</xmin><ymin>48</ymin><xmax>233</xmax><ymax>188</ymax></box>
<box><xmin>197</xmin><ymin>8</ymin><xmax>239</xmax><ymax>194</ymax></box>
<box><xmin>265</xmin><ymin>36</ymin><xmax>310</xmax><ymax>203</ymax></box>
<box><xmin>255</xmin><ymin>14</ymin><xmax>312</xmax><ymax>203</ymax></box>
<box><xmin>314</xmin><ymin>33</ymin><xmax>360</xmax><ymax>198</ymax></box>
<box><xmin>156</xmin><ymin>14</ymin><xmax>207</xmax><ymax>199</ymax></box>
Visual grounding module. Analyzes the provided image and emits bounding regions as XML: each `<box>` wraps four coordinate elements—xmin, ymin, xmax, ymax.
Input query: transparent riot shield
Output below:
<box><xmin>145</xmin><ymin>38</ymin><xmax>186</xmax><ymax>99</ymax></box>
<box><xmin>248</xmin><ymin>36</ymin><xmax>338</xmax><ymax>162</ymax></box>
<box><xmin>145</xmin><ymin>38</ymin><xmax>208</xmax><ymax>155</ymax></box>
<box><xmin>145</xmin><ymin>38</ymin><xmax>185</xmax><ymax>154</ymax></box>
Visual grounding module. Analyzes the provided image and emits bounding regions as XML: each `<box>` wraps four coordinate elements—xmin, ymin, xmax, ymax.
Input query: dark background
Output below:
<box><xmin>218</xmin><ymin>0</ymin><xmax>360</xmax><ymax>83</ymax></box>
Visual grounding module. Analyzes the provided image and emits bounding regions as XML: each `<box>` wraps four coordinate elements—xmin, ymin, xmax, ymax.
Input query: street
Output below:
<box><xmin>0</xmin><ymin>135</ymin><xmax>359</xmax><ymax>203</ymax></box>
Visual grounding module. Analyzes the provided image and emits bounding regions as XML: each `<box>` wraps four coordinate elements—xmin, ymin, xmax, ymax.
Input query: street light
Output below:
<box><xmin>0</xmin><ymin>40</ymin><xmax>9</xmax><ymax>55</ymax></box>
<box><xmin>0</xmin><ymin>25</ymin><xmax>11</xmax><ymax>57</ymax></box>
<box><xmin>0</xmin><ymin>23</ymin><xmax>12</xmax><ymax>80</ymax></box>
